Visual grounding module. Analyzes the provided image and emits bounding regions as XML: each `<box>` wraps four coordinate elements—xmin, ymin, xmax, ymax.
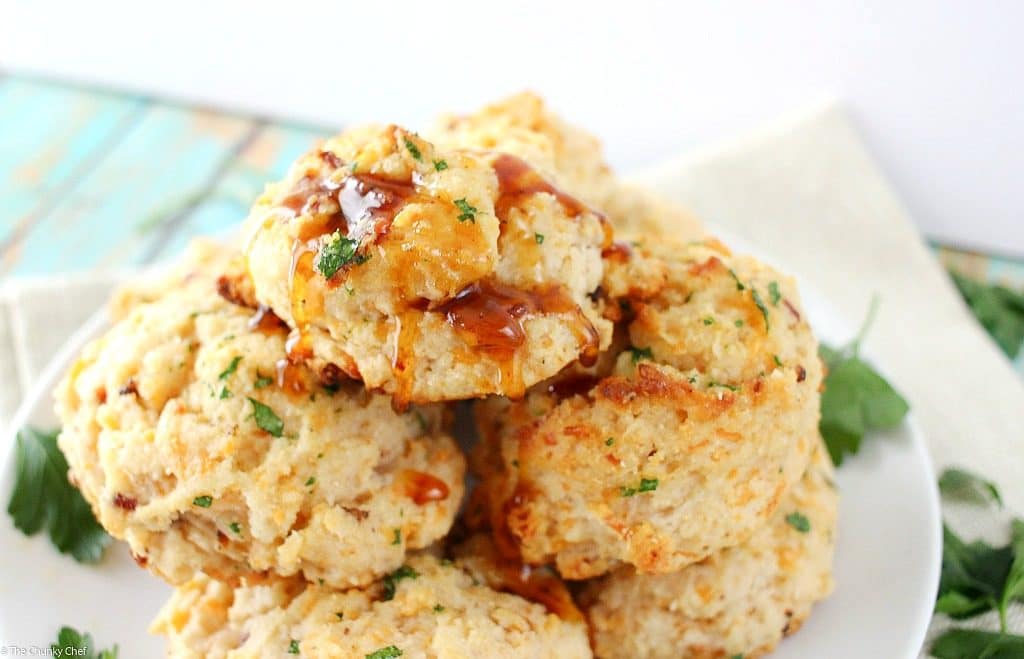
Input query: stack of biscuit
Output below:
<box><xmin>55</xmin><ymin>93</ymin><xmax>837</xmax><ymax>658</ymax></box>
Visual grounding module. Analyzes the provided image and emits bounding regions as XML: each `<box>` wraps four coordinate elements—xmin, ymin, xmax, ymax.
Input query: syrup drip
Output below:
<box><xmin>396</xmin><ymin>470</ymin><xmax>450</xmax><ymax>505</ymax></box>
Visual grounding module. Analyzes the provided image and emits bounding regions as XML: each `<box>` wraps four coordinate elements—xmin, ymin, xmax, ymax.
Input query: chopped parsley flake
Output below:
<box><xmin>219</xmin><ymin>356</ymin><xmax>242</xmax><ymax>380</ymax></box>
<box><xmin>785</xmin><ymin>512</ymin><xmax>810</xmax><ymax>533</ymax></box>
<box><xmin>768</xmin><ymin>281</ymin><xmax>781</xmax><ymax>305</ymax></box>
<box><xmin>219</xmin><ymin>386</ymin><xmax>232</xmax><ymax>399</ymax></box>
<box><xmin>606</xmin><ymin>438</ymin><xmax>615</xmax><ymax>446</ymax></box>
<box><xmin>622</xmin><ymin>478</ymin><xmax>658</xmax><ymax>497</ymax></box>
<box><xmin>392</xmin><ymin>528</ymin><xmax>402</xmax><ymax>545</ymax></box>
<box><xmin>453</xmin><ymin>198</ymin><xmax>477</xmax><ymax>222</ymax></box>
<box><xmin>629</xmin><ymin>346</ymin><xmax>654</xmax><ymax>364</ymax></box>
<box><xmin>247</xmin><ymin>397</ymin><xmax>284</xmax><ymax>437</ymax></box>
<box><xmin>773</xmin><ymin>354</ymin><xmax>783</xmax><ymax>367</ymax></box>
<box><xmin>316</xmin><ymin>231</ymin><xmax>360</xmax><ymax>279</ymax></box>
<box><xmin>728</xmin><ymin>269</ymin><xmax>746</xmax><ymax>291</ymax></box>
<box><xmin>305</xmin><ymin>477</ymin><xmax>316</xmax><ymax>487</ymax></box>
<box><xmin>403</xmin><ymin>137</ymin><xmax>422</xmax><ymax>161</ymax></box>
<box><xmin>703</xmin><ymin>317</ymin><xmax>715</xmax><ymax>326</ymax></box>
<box><xmin>433</xmin><ymin>604</ymin><xmax>445</xmax><ymax>613</ymax></box>
<box><xmin>366</xmin><ymin>646</ymin><xmax>403</xmax><ymax>659</ymax></box>
<box><xmin>254</xmin><ymin>372</ymin><xmax>273</xmax><ymax>389</ymax></box>
<box><xmin>288</xmin><ymin>639</ymin><xmax>300</xmax><ymax>654</ymax></box>
<box><xmin>535</xmin><ymin>232</ymin><xmax>545</xmax><ymax>244</ymax></box>
<box><xmin>336</xmin><ymin>612</ymin><xmax>344</xmax><ymax>620</ymax></box>
<box><xmin>382</xmin><ymin>565</ymin><xmax>419</xmax><ymax>600</ymax></box>
<box><xmin>229</xmin><ymin>522</ymin><xmax>242</xmax><ymax>535</ymax></box>
<box><xmin>193</xmin><ymin>496</ymin><xmax>213</xmax><ymax>508</ymax></box>
<box><xmin>433</xmin><ymin>159</ymin><xmax>448</xmax><ymax>171</ymax></box>
<box><xmin>751</xmin><ymin>288</ymin><xmax>770</xmax><ymax>331</ymax></box>
<box><xmin>708</xmin><ymin>382</ymin><xmax>740</xmax><ymax>392</ymax></box>
<box><xmin>735</xmin><ymin>319</ymin><xmax>744</xmax><ymax>327</ymax></box>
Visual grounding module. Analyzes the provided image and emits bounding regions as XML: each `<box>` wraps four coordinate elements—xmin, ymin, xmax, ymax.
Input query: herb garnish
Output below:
<box><xmin>622</xmin><ymin>478</ymin><xmax>658</xmax><ymax>497</ymax></box>
<box><xmin>950</xmin><ymin>271</ymin><xmax>1024</xmax><ymax>358</ymax></box>
<box><xmin>254</xmin><ymin>372</ymin><xmax>274</xmax><ymax>389</ymax></box>
<box><xmin>247</xmin><ymin>397</ymin><xmax>284</xmax><ymax>437</ymax></box>
<box><xmin>382</xmin><ymin>565</ymin><xmax>419</xmax><ymax>600</ymax></box>
<box><xmin>317</xmin><ymin>232</ymin><xmax>361</xmax><ymax>279</ymax></box>
<box><xmin>785</xmin><ymin>512</ymin><xmax>811</xmax><ymax>533</ymax></box>
<box><xmin>51</xmin><ymin>626</ymin><xmax>119</xmax><ymax>659</ymax></box>
<box><xmin>751</xmin><ymin>288</ymin><xmax>770</xmax><ymax>330</ymax></box>
<box><xmin>433</xmin><ymin>603</ymin><xmax>445</xmax><ymax>613</ymax></box>
<box><xmin>7</xmin><ymin>428</ymin><xmax>111</xmax><ymax>563</ymax></box>
<box><xmin>535</xmin><ymin>232</ymin><xmax>545</xmax><ymax>244</ymax></box>
<box><xmin>288</xmin><ymin>639</ymin><xmax>300</xmax><ymax>654</ymax></box>
<box><xmin>931</xmin><ymin>629</ymin><xmax>1024</xmax><ymax>658</ymax></box>
<box><xmin>453</xmin><ymin>198</ymin><xmax>477</xmax><ymax>223</ymax></box>
<box><xmin>392</xmin><ymin>528</ymin><xmax>402</xmax><ymax>545</ymax></box>
<box><xmin>939</xmin><ymin>467</ymin><xmax>1003</xmax><ymax>508</ymax></box>
<box><xmin>219</xmin><ymin>387</ymin><xmax>231</xmax><ymax>399</ymax></box>
<box><xmin>819</xmin><ymin>298</ymin><xmax>909</xmax><ymax>466</ymax></box>
<box><xmin>229</xmin><ymin>522</ymin><xmax>242</xmax><ymax>535</ymax></box>
<box><xmin>193</xmin><ymin>496</ymin><xmax>213</xmax><ymax>508</ymax></box>
<box><xmin>219</xmin><ymin>356</ymin><xmax>242</xmax><ymax>380</ymax></box>
<box><xmin>629</xmin><ymin>346</ymin><xmax>653</xmax><ymax>364</ymax></box>
<box><xmin>366</xmin><ymin>646</ymin><xmax>403</xmax><ymax>659</ymax></box>
<box><xmin>768</xmin><ymin>281</ymin><xmax>781</xmax><ymax>306</ymax></box>
<box><xmin>727</xmin><ymin>269</ymin><xmax>745</xmax><ymax>291</ymax></box>
<box><xmin>606</xmin><ymin>438</ymin><xmax>615</xmax><ymax>446</ymax></box>
<box><xmin>403</xmin><ymin>137</ymin><xmax>422</xmax><ymax>161</ymax></box>
<box><xmin>433</xmin><ymin>159</ymin><xmax>448</xmax><ymax>171</ymax></box>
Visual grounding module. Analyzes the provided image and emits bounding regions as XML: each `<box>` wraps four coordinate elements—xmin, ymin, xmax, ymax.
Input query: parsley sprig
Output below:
<box><xmin>931</xmin><ymin>469</ymin><xmax>1023</xmax><ymax>656</ymax></box>
<box><xmin>316</xmin><ymin>231</ymin><xmax>362</xmax><ymax>279</ymax></box>
<box><xmin>819</xmin><ymin>298</ymin><xmax>909</xmax><ymax>466</ymax></box>
<box><xmin>950</xmin><ymin>270</ymin><xmax>1024</xmax><ymax>359</ymax></box>
<box><xmin>52</xmin><ymin>626</ymin><xmax>118</xmax><ymax>659</ymax></box>
<box><xmin>7</xmin><ymin>428</ymin><xmax>111</xmax><ymax>563</ymax></box>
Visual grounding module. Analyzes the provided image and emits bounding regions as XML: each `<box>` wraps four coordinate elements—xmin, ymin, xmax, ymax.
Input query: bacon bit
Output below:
<box><xmin>605</xmin><ymin>453</ymin><xmax>622</xmax><ymax>465</ymax></box>
<box><xmin>216</xmin><ymin>273</ymin><xmax>257</xmax><ymax>309</ymax></box>
<box><xmin>113</xmin><ymin>493</ymin><xmax>137</xmax><ymax>511</ymax></box>
<box><xmin>563</xmin><ymin>424</ymin><xmax>592</xmax><ymax>439</ymax></box>
<box><xmin>130</xmin><ymin>552</ymin><xmax>148</xmax><ymax>568</ymax></box>
<box><xmin>119</xmin><ymin>379</ymin><xmax>139</xmax><ymax>396</ymax></box>
<box><xmin>783</xmin><ymin>299</ymin><xmax>801</xmax><ymax>321</ymax></box>
<box><xmin>753</xmin><ymin>379</ymin><xmax>764</xmax><ymax>393</ymax></box>
<box><xmin>796</xmin><ymin>365</ymin><xmax>807</xmax><ymax>382</ymax></box>
<box><xmin>318</xmin><ymin>363</ymin><xmax>344</xmax><ymax>388</ymax></box>
<box><xmin>688</xmin><ymin>256</ymin><xmax>724</xmax><ymax>277</ymax></box>
<box><xmin>217</xmin><ymin>531</ymin><xmax>229</xmax><ymax>546</ymax></box>
<box><xmin>343</xmin><ymin>506</ymin><xmax>369</xmax><ymax>521</ymax></box>
<box><xmin>319</xmin><ymin>150</ymin><xmax>344</xmax><ymax>169</ymax></box>
<box><xmin>95</xmin><ymin>387</ymin><xmax>107</xmax><ymax>404</ymax></box>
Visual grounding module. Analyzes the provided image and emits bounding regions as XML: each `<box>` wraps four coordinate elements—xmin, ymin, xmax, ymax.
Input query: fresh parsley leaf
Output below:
<box><xmin>403</xmin><ymin>136</ymin><xmax>422</xmax><ymax>161</ymax></box>
<box><xmin>254</xmin><ymin>372</ymin><xmax>274</xmax><ymax>389</ymax></box>
<box><xmin>288</xmin><ymin>639</ymin><xmax>300</xmax><ymax>654</ymax></box>
<box><xmin>950</xmin><ymin>271</ymin><xmax>1024</xmax><ymax>359</ymax></box>
<box><xmin>999</xmin><ymin>519</ymin><xmax>1024</xmax><ymax>631</ymax></box>
<box><xmin>939</xmin><ymin>468</ymin><xmax>1004</xmax><ymax>508</ymax></box>
<box><xmin>703</xmin><ymin>317</ymin><xmax>715</xmax><ymax>325</ymax></box>
<box><xmin>785</xmin><ymin>512</ymin><xmax>811</xmax><ymax>533</ymax></box>
<box><xmin>52</xmin><ymin>626</ymin><xmax>119</xmax><ymax>659</ymax></box>
<box><xmin>453</xmin><ymin>198</ymin><xmax>477</xmax><ymax>222</ymax></box>
<box><xmin>535</xmin><ymin>232</ymin><xmax>545</xmax><ymax>244</ymax></box>
<box><xmin>629</xmin><ymin>346</ymin><xmax>653</xmax><ymax>364</ymax></box>
<box><xmin>219</xmin><ymin>355</ymin><xmax>242</xmax><ymax>380</ymax></box>
<box><xmin>317</xmin><ymin>231</ymin><xmax>360</xmax><ymax>279</ymax></box>
<box><xmin>768</xmin><ymin>281</ymin><xmax>781</xmax><ymax>305</ymax></box>
<box><xmin>7</xmin><ymin>428</ymin><xmax>111</xmax><ymax>563</ymax></box>
<box><xmin>247</xmin><ymin>397</ymin><xmax>284</xmax><ymax>437</ymax></box>
<box><xmin>751</xmin><ymin>288</ymin><xmax>770</xmax><ymax>330</ymax></box>
<box><xmin>229</xmin><ymin>522</ymin><xmax>242</xmax><ymax>535</ymax></box>
<box><xmin>931</xmin><ymin>628</ymin><xmax>1024</xmax><ymax>659</ymax></box>
<box><xmin>219</xmin><ymin>386</ymin><xmax>231</xmax><ymax>399</ymax></box>
<box><xmin>620</xmin><ymin>486</ymin><xmax>637</xmax><ymax>497</ymax></box>
<box><xmin>936</xmin><ymin>524</ymin><xmax>1014</xmax><ymax>621</ymax></box>
<box><xmin>193</xmin><ymin>495</ymin><xmax>213</xmax><ymax>508</ymax></box>
<box><xmin>382</xmin><ymin>565</ymin><xmax>418</xmax><ymax>600</ymax></box>
<box><xmin>305</xmin><ymin>476</ymin><xmax>316</xmax><ymax>487</ymax></box>
<box><xmin>433</xmin><ymin>603</ymin><xmax>445</xmax><ymax>613</ymax></box>
<box><xmin>819</xmin><ymin>298</ymin><xmax>909</xmax><ymax>466</ymax></box>
<box><xmin>433</xmin><ymin>159</ymin><xmax>448</xmax><ymax>171</ymax></box>
<box><xmin>606</xmin><ymin>438</ymin><xmax>615</xmax><ymax>446</ymax></box>
<box><xmin>366</xmin><ymin>646</ymin><xmax>403</xmax><ymax>659</ymax></box>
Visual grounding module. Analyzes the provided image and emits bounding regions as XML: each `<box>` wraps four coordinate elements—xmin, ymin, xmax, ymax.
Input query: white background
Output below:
<box><xmin>2</xmin><ymin>0</ymin><xmax>1022</xmax><ymax>255</ymax></box>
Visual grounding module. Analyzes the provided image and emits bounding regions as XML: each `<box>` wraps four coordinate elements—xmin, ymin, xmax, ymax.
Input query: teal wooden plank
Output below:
<box><xmin>154</xmin><ymin>124</ymin><xmax>327</xmax><ymax>259</ymax></box>
<box><xmin>6</xmin><ymin>105</ymin><xmax>254</xmax><ymax>275</ymax></box>
<box><xmin>0</xmin><ymin>79</ymin><xmax>145</xmax><ymax>246</ymax></box>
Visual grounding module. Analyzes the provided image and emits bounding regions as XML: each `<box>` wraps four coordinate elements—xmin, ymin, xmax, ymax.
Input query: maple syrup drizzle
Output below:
<box><xmin>247</xmin><ymin>305</ymin><xmax>288</xmax><ymax>335</ymax></box>
<box><xmin>396</xmin><ymin>470</ymin><xmax>450</xmax><ymax>505</ymax></box>
<box><xmin>492</xmin><ymin>153</ymin><xmax>593</xmax><ymax>221</ymax></box>
<box><xmin>601</xmin><ymin>240</ymin><xmax>633</xmax><ymax>262</ymax></box>
<box><xmin>491</xmin><ymin>560</ymin><xmax>583</xmax><ymax>623</ymax></box>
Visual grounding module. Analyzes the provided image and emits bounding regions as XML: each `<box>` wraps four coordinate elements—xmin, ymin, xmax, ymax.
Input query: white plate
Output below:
<box><xmin>0</xmin><ymin>278</ymin><xmax>942</xmax><ymax>658</ymax></box>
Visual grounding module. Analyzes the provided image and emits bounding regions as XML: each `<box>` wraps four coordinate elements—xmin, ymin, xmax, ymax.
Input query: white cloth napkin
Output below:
<box><xmin>1</xmin><ymin>99</ymin><xmax>1020</xmax><ymax>652</ymax></box>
